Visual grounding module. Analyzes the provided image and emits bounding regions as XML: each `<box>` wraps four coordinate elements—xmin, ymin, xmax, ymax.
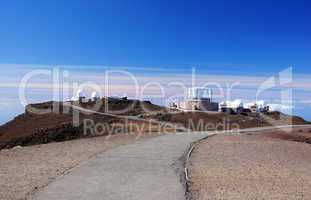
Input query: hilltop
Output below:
<box><xmin>0</xmin><ymin>98</ymin><xmax>309</xmax><ymax>149</ymax></box>
<box><xmin>0</xmin><ymin>98</ymin><xmax>169</xmax><ymax>149</ymax></box>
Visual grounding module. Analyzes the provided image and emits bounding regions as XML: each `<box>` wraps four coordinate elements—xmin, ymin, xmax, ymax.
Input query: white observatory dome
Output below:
<box><xmin>71</xmin><ymin>89</ymin><xmax>86</xmax><ymax>101</ymax></box>
<box><xmin>91</xmin><ymin>91</ymin><xmax>100</xmax><ymax>98</ymax></box>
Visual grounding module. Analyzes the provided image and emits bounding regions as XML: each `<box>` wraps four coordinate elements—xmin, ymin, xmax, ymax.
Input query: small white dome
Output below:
<box><xmin>231</xmin><ymin>99</ymin><xmax>243</xmax><ymax>108</ymax></box>
<box><xmin>71</xmin><ymin>89</ymin><xmax>86</xmax><ymax>101</ymax></box>
<box><xmin>221</xmin><ymin>100</ymin><xmax>243</xmax><ymax>109</ymax></box>
<box><xmin>256</xmin><ymin>100</ymin><xmax>265</xmax><ymax>108</ymax></box>
<box><xmin>76</xmin><ymin>89</ymin><xmax>85</xmax><ymax>98</ymax></box>
<box><xmin>91</xmin><ymin>91</ymin><xmax>100</xmax><ymax>98</ymax></box>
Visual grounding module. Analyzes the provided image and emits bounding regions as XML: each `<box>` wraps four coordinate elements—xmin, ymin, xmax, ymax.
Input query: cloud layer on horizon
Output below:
<box><xmin>0</xmin><ymin>64</ymin><xmax>310</xmax><ymax>107</ymax></box>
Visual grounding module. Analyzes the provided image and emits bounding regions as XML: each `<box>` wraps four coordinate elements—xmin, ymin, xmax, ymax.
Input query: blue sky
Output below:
<box><xmin>0</xmin><ymin>0</ymin><xmax>311</xmax><ymax>124</ymax></box>
<box><xmin>0</xmin><ymin>0</ymin><xmax>310</xmax><ymax>71</ymax></box>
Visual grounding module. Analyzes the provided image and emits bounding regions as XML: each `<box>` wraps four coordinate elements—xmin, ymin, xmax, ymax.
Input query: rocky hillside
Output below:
<box><xmin>0</xmin><ymin>98</ymin><xmax>309</xmax><ymax>149</ymax></box>
<box><xmin>0</xmin><ymin>98</ymin><xmax>168</xmax><ymax>149</ymax></box>
<box><xmin>142</xmin><ymin>111</ymin><xmax>310</xmax><ymax>131</ymax></box>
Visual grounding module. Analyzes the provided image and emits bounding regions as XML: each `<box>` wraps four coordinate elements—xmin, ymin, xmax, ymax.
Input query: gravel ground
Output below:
<box><xmin>0</xmin><ymin>133</ymin><xmax>161</xmax><ymax>200</ymax></box>
<box><xmin>188</xmin><ymin>127</ymin><xmax>311</xmax><ymax>200</ymax></box>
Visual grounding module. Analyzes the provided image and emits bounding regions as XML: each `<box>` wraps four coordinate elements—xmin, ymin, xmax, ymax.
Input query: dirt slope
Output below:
<box><xmin>187</xmin><ymin>126</ymin><xmax>311</xmax><ymax>200</ymax></box>
<box><xmin>144</xmin><ymin>111</ymin><xmax>309</xmax><ymax>131</ymax></box>
<box><xmin>0</xmin><ymin>98</ymin><xmax>168</xmax><ymax>149</ymax></box>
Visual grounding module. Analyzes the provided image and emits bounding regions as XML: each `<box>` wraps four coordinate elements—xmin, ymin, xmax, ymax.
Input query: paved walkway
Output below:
<box><xmin>32</xmin><ymin>133</ymin><xmax>209</xmax><ymax>200</ymax></box>
<box><xmin>32</xmin><ymin>125</ymin><xmax>309</xmax><ymax>200</ymax></box>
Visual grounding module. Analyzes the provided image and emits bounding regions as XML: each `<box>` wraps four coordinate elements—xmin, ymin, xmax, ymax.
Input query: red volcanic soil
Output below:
<box><xmin>260</xmin><ymin>127</ymin><xmax>311</xmax><ymax>144</ymax></box>
<box><xmin>0</xmin><ymin>113</ymin><xmax>73</xmax><ymax>143</ymax></box>
<box><xmin>144</xmin><ymin>111</ymin><xmax>309</xmax><ymax>131</ymax></box>
<box><xmin>0</xmin><ymin>98</ymin><xmax>309</xmax><ymax>149</ymax></box>
<box><xmin>0</xmin><ymin>98</ymin><xmax>168</xmax><ymax>149</ymax></box>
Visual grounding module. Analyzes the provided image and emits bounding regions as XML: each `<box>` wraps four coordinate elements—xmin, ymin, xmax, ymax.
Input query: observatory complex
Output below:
<box><xmin>170</xmin><ymin>87</ymin><xmax>219</xmax><ymax>111</ymax></box>
<box><xmin>170</xmin><ymin>87</ymin><xmax>270</xmax><ymax>113</ymax></box>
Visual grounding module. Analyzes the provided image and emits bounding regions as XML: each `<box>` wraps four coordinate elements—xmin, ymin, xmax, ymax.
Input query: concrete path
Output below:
<box><xmin>32</xmin><ymin>125</ymin><xmax>309</xmax><ymax>200</ymax></box>
<box><xmin>32</xmin><ymin>133</ymin><xmax>209</xmax><ymax>200</ymax></box>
